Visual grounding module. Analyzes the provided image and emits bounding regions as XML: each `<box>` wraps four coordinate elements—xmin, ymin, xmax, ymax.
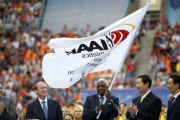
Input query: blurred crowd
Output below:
<box><xmin>0</xmin><ymin>0</ymin><xmax>142</xmax><ymax>118</ymax></box>
<box><xmin>149</xmin><ymin>21</ymin><xmax>180</xmax><ymax>87</ymax></box>
<box><xmin>0</xmin><ymin>0</ymin><xmax>44</xmax><ymax>116</ymax></box>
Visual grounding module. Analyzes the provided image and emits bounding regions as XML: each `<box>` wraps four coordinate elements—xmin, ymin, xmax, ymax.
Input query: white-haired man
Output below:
<box><xmin>83</xmin><ymin>79</ymin><xmax>119</xmax><ymax>120</ymax></box>
<box><xmin>26</xmin><ymin>81</ymin><xmax>63</xmax><ymax>120</ymax></box>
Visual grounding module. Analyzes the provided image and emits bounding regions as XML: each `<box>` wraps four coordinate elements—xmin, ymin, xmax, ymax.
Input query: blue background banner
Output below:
<box><xmin>170</xmin><ymin>0</ymin><xmax>180</xmax><ymax>9</ymax></box>
<box><xmin>81</xmin><ymin>87</ymin><xmax>171</xmax><ymax>105</ymax></box>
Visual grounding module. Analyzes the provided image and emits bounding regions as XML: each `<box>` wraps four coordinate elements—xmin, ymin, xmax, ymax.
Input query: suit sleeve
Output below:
<box><xmin>135</xmin><ymin>98</ymin><xmax>162</xmax><ymax>120</ymax></box>
<box><xmin>83</xmin><ymin>96</ymin><xmax>99</xmax><ymax>120</ymax></box>
<box><xmin>107</xmin><ymin>97</ymin><xmax>119</xmax><ymax>117</ymax></box>
<box><xmin>26</xmin><ymin>104</ymin><xmax>33</xmax><ymax>119</ymax></box>
<box><xmin>1</xmin><ymin>98</ymin><xmax>17</xmax><ymax>120</ymax></box>
<box><xmin>56</xmin><ymin>101</ymin><xmax>63</xmax><ymax>120</ymax></box>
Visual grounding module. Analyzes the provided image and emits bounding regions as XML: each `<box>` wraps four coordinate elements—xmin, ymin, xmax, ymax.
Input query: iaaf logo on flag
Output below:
<box><xmin>65</xmin><ymin>24</ymin><xmax>135</xmax><ymax>56</ymax></box>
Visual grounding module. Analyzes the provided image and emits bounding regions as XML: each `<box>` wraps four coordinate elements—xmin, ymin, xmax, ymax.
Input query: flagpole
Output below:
<box><xmin>109</xmin><ymin>71</ymin><xmax>119</xmax><ymax>90</ymax></box>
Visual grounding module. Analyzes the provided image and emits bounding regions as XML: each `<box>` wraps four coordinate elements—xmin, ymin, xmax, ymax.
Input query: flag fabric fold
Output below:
<box><xmin>42</xmin><ymin>1</ymin><xmax>150</xmax><ymax>88</ymax></box>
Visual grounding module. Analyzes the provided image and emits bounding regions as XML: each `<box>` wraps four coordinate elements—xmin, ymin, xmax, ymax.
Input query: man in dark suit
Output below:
<box><xmin>26</xmin><ymin>81</ymin><xmax>63</xmax><ymax>120</ymax></box>
<box><xmin>83</xmin><ymin>79</ymin><xmax>119</xmax><ymax>120</ymax></box>
<box><xmin>127</xmin><ymin>75</ymin><xmax>162</xmax><ymax>120</ymax></box>
<box><xmin>0</xmin><ymin>82</ymin><xmax>17</xmax><ymax>120</ymax></box>
<box><xmin>167</xmin><ymin>74</ymin><xmax>180</xmax><ymax>120</ymax></box>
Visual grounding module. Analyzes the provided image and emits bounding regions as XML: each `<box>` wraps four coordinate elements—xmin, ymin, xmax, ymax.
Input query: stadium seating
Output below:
<box><xmin>42</xmin><ymin>0</ymin><xmax>130</xmax><ymax>32</ymax></box>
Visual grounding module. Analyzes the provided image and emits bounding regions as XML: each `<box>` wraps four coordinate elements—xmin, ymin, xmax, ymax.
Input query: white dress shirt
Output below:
<box><xmin>173</xmin><ymin>91</ymin><xmax>180</xmax><ymax>102</ymax></box>
<box><xmin>141</xmin><ymin>90</ymin><xmax>151</xmax><ymax>100</ymax></box>
<box><xmin>38</xmin><ymin>97</ymin><xmax>48</xmax><ymax>111</ymax></box>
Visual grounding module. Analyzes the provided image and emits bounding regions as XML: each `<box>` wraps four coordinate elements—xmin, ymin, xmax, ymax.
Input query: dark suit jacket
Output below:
<box><xmin>83</xmin><ymin>94</ymin><xmax>119</xmax><ymax>120</ymax></box>
<box><xmin>26</xmin><ymin>98</ymin><xmax>63</xmax><ymax>120</ymax></box>
<box><xmin>0</xmin><ymin>96</ymin><xmax>17</xmax><ymax>120</ymax></box>
<box><xmin>167</xmin><ymin>94</ymin><xmax>180</xmax><ymax>120</ymax></box>
<box><xmin>131</xmin><ymin>92</ymin><xmax>162</xmax><ymax>120</ymax></box>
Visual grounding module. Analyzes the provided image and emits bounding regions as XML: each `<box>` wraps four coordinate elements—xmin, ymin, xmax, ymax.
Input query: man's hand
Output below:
<box><xmin>0</xmin><ymin>102</ymin><xmax>5</xmax><ymax>114</ymax></box>
<box><xmin>96</xmin><ymin>104</ymin><xmax>105</xmax><ymax>112</ymax></box>
<box><xmin>105</xmin><ymin>90</ymin><xmax>112</xmax><ymax>102</ymax></box>
<box><xmin>127</xmin><ymin>103</ymin><xmax>138</xmax><ymax>115</ymax></box>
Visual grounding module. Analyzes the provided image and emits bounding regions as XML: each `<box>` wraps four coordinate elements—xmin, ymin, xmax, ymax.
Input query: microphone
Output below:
<box><xmin>33</xmin><ymin>99</ymin><xmax>38</xmax><ymax>119</ymax></box>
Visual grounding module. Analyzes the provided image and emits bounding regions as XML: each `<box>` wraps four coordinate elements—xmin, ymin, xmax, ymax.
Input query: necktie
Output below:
<box><xmin>170</xmin><ymin>97</ymin><xmax>175</xmax><ymax>107</ymax></box>
<box><xmin>140</xmin><ymin>96</ymin><xmax>144</xmax><ymax>103</ymax></box>
<box><xmin>100</xmin><ymin>96</ymin><xmax>104</xmax><ymax>104</ymax></box>
<box><xmin>42</xmin><ymin>101</ymin><xmax>48</xmax><ymax>119</ymax></box>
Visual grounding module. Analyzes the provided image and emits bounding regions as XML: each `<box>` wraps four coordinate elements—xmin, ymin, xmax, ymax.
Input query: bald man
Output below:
<box><xmin>83</xmin><ymin>79</ymin><xmax>119</xmax><ymax>120</ymax></box>
<box><xmin>26</xmin><ymin>81</ymin><xmax>63</xmax><ymax>120</ymax></box>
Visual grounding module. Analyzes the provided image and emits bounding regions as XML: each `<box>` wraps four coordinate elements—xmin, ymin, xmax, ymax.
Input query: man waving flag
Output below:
<box><xmin>42</xmin><ymin>0</ymin><xmax>150</xmax><ymax>88</ymax></box>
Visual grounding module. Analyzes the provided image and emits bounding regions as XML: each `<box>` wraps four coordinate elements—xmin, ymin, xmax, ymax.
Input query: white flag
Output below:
<box><xmin>42</xmin><ymin>1</ymin><xmax>150</xmax><ymax>88</ymax></box>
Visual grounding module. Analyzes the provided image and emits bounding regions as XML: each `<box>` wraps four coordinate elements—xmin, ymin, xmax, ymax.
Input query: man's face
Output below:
<box><xmin>35</xmin><ymin>82</ymin><xmax>47</xmax><ymax>99</ymax></box>
<box><xmin>136</xmin><ymin>78</ymin><xmax>148</xmax><ymax>94</ymax></box>
<box><xmin>167</xmin><ymin>78</ymin><xmax>178</xmax><ymax>94</ymax></box>
<box><xmin>0</xmin><ymin>84</ymin><xmax>3</xmax><ymax>97</ymax></box>
<box><xmin>96</xmin><ymin>81</ymin><xmax>108</xmax><ymax>96</ymax></box>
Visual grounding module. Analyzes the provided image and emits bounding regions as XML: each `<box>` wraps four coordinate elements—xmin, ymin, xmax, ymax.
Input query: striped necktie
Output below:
<box><xmin>100</xmin><ymin>96</ymin><xmax>104</xmax><ymax>104</ymax></box>
<box><xmin>170</xmin><ymin>97</ymin><xmax>175</xmax><ymax>107</ymax></box>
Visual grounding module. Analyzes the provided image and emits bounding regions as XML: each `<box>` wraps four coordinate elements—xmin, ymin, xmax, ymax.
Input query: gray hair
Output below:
<box><xmin>96</xmin><ymin>79</ymin><xmax>109</xmax><ymax>86</ymax></box>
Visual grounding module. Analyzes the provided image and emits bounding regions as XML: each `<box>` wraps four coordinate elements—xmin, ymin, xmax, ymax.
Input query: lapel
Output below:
<box><xmin>135</xmin><ymin>96</ymin><xmax>141</xmax><ymax>108</ymax></box>
<box><xmin>36</xmin><ymin>98</ymin><xmax>46</xmax><ymax>119</ymax></box>
<box><xmin>138</xmin><ymin>92</ymin><xmax>152</xmax><ymax>109</ymax></box>
<box><xmin>0</xmin><ymin>96</ymin><xmax>9</xmax><ymax>108</ymax></box>
<box><xmin>95</xmin><ymin>94</ymin><xmax>100</xmax><ymax>106</ymax></box>
<box><xmin>0</xmin><ymin>96</ymin><xmax>5</xmax><ymax>104</ymax></box>
<box><xmin>137</xmin><ymin>96</ymin><xmax>141</xmax><ymax>104</ymax></box>
<box><xmin>48</xmin><ymin>99</ymin><xmax>53</xmax><ymax>118</ymax></box>
<box><xmin>167</xmin><ymin>94</ymin><xmax>180</xmax><ymax>116</ymax></box>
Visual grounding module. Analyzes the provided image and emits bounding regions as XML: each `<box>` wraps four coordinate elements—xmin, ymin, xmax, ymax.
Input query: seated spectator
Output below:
<box><xmin>74</xmin><ymin>100</ymin><xmax>84</xmax><ymax>108</ymax></box>
<box><xmin>74</xmin><ymin>105</ymin><xmax>83</xmax><ymax>120</ymax></box>
<box><xmin>119</xmin><ymin>103</ymin><xmax>127</xmax><ymax>120</ymax></box>
<box><xmin>174</xmin><ymin>22</ymin><xmax>180</xmax><ymax>29</ymax></box>
<box><xmin>161</xmin><ymin>106</ymin><xmax>167</xmax><ymax>120</ymax></box>
<box><xmin>62</xmin><ymin>106</ymin><xmax>71</xmax><ymax>118</ymax></box>
<box><xmin>119</xmin><ymin>103</ymin><xmax>131</xmax><ymax>120</ymax></box>
<box><xmin>64</xmin><ymin>113</ymin><xmax>74</xmax><ymax>120</ymax></box>
<box><xmin>159</xmin><ymin>104</ymin><xmax>167</xmax><ymax>120</ymax></box>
